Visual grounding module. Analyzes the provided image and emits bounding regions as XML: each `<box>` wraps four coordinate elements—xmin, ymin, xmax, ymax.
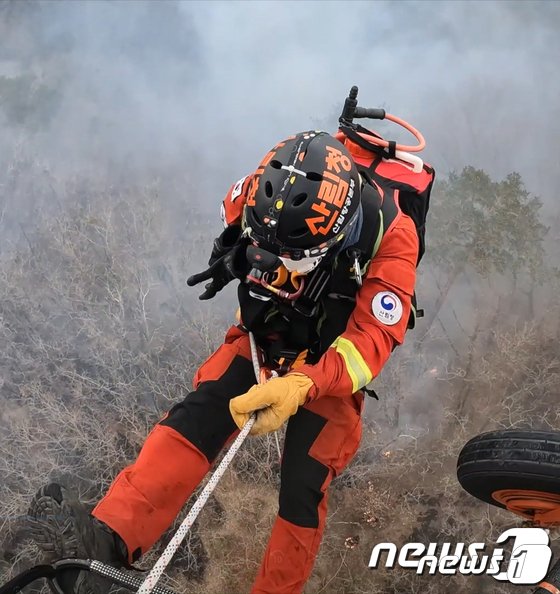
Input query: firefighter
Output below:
<box><xmin>28</xmin><ymin>130</ymin><xmax>434</xmax><ymax>593</ymax></box>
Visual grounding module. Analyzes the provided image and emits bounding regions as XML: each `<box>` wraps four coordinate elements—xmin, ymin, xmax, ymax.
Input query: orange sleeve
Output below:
<box><xmin>299</xmin><ymin>213</ymin><xmax>419</xmax><ymax>399</ymax></box>
<box><xmin>220</xmin><ymin>174</ymin><xmax>253</xmax><ymax>227</ymax></box>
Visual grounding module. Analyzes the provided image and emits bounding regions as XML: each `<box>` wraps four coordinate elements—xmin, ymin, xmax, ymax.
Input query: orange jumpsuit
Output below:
<box><xmin>93</xmin><ymin>140</ymin><xmax>432</xmax><ymax>593</ymax></box>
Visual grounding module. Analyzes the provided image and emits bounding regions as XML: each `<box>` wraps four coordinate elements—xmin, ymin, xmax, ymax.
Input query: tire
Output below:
<box><xmin>535</xmin><ymin>558</ymin><xmax>560</xmax><ymax>593</ymax></box>
<box><xmin>457</xmin><ymin>429</ymin><xmax>560</xmax><ymax>510</ymax></box>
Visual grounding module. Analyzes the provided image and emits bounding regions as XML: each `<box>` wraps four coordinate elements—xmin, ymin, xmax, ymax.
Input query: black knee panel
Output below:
<box><xmin>160</xmin><ymin>355</ymin><xmax>255</xmax><ymax>462</ymax></box>
<box><xmin>279</xmin><ymin>408</ymin><xmax>328</xmax><ymax>529</ymax></box>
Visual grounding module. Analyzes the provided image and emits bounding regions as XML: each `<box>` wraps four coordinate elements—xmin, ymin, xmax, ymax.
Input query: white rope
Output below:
<box><xmin>136</xmin><ymin>332</ymin><xmax>261</xmax><ymax>594</ymax></box>
<box><xmin>274</xmin><ymin>431</ymin><xmax>282</xmax><ymax>459</ymax></box>
<box><xmin>249</xmin><ymin>331</ymin><xmax>282</xmax><ymax>458</ymax></box>
<box><xmin>248</xmin><ymin>330</ymin><xmax>261</xmax><ymax>383</ymax></box>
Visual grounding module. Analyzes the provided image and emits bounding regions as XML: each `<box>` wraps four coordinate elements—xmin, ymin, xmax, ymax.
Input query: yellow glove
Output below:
<box><xmin>229</xmin><ymin>373</ymin><xmax>313</xmax><ymax>435</ymax></box>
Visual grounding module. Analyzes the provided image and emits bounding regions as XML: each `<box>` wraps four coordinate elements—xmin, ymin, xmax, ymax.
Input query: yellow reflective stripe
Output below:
<box><xmin>331</xmin><ymin>336</ymin><xmax>373</xmax><ymax>392</ymax></box>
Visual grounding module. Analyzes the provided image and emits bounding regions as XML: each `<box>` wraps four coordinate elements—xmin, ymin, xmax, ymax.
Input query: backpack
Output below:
<box><xmin>338</xmin><ymin>124</ymin><xmax>434</xmax><ymax>266</ymax></box>
<box><xmin>335</xmin><ymin>125</ymin><xmax>435</xmax><ymax>330</ymax></box>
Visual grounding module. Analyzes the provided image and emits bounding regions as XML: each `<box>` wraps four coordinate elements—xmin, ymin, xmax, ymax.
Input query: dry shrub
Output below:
<box><xmin>0</xmin><ymin>178</ymin><xmax>226</xmax><ymax>584</ymax></box>
<box><xmin>1</xmin><ymin>156</ymin><xmax>559</xmax><ymax>593</ymax></box>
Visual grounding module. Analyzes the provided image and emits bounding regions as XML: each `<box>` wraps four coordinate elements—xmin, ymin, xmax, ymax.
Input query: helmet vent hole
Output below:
<box><xmin>306</xmin><ymin>171</ymin><xmax>323</xmax><ymax>182</ymax></box>
<box><xmin>289</xmin><ymin>227</ymin><xmax>309</xmax><ymax>239</ymax></box>
<box><xmin>292</xmin><ymin>193</ymin><xmax>308</xmax><ymax>207</ymax></box>
<box><xmin>270</xmin><ymin>160</ymin><xmax>282</xmax><ymax>169</ymax></box>
<box><xmin>265</xmin><ymin>181</ymin><xmax>273</xmax><ymax>198</ymax></box>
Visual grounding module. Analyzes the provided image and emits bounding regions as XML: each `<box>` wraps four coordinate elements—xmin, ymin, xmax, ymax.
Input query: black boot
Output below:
<box><xmin>27</xmin><ymin>483</ymin><xmax>129</xmax><ymax>593</ymax></box>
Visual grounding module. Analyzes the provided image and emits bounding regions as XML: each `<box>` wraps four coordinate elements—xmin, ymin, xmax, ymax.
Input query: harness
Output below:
<box><xmin>238</xmin><ymin>175</ymin><xmax>409</xmax><ymax>373</ymax></box>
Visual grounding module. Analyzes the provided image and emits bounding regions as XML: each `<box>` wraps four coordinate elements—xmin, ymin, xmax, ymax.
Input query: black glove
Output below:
<box><xmin>208</xmin><ymin>225</ymin><xmax>242</xmax><ymax>266</ymax></box>
<box><xmin>187</xmin><ymin>226</ymin><xmax>246</xmax><ymax>300</ymax></box>
<box><xmin>187</xmin><ymin>252</ymin><xmax>236</xmax><ymax>300</ymax></box>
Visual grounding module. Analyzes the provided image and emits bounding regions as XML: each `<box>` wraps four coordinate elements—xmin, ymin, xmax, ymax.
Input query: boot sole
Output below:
<box><xmin>27</xmin><ymin>483</ymin><xmax>81</xmax><ymax>560</ymax></box>
<box><xmin>27</xmin><ymin>484</ymin><xmax>105</xmax><ymax>594</ymax></box>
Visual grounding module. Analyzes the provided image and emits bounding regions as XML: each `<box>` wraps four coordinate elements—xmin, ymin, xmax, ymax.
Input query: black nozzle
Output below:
<box><xmin>354</xmin><ymin>106</ymin><xmax>386</xmax><ymax>120</ymax></box>
<box><xmin>338</xmin><ymin>85</ymin><xmax>387</xmax><ymax>128</ymax></box>
<box><xmin>339</xmin><ymin>86</ymin><xmax>359</xmax><ymax>125</ymax></box>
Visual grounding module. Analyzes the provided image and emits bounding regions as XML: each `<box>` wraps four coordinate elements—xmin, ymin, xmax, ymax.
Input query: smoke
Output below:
<box><xmin>1</xmin><ymin>0</ymin><xmax>558</xmax><ymax>430</ymax></box>
<box><xmin>2</xmin><ymin>0</ymin><xmax>558</xmax><ymax>205</ymax></box>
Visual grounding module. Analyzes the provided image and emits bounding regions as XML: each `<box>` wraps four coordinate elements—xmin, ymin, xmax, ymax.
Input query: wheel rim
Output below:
<box><xmin>492</xmin><ymin>489</ymin><xmax>560</xmax><ymax>525</ymax></box>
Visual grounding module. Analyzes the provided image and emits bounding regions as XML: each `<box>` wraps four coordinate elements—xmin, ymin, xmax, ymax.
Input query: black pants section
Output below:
<box><xmin>279</xmin><ymin>407</ymin><xmax>329</xmax><ymax>528</ymax></box>
<box><xmin>161</xmin><ymin>351</ymin><xmax>333</xmax><ymax>530</ymax></box>
<box><xmin>160</xmin><ymin>354</ymin><xmax>256</xmax><ymax>462</ymax></box>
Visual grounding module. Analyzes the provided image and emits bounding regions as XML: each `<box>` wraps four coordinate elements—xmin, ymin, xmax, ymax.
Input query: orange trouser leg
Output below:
<box><xmin>92</xmin><ymin>425</ymin><xmax>210</xmax><ymax>561</ymax></box>
<box><xmin>252</xmin><ymin>392</ymin><xmax>363</xmax><ymax>594</ymax></box>
<box><xmin>93</xmin><ymin>326</ymin><xmax>256</xmax><ymax>563</ymax></box>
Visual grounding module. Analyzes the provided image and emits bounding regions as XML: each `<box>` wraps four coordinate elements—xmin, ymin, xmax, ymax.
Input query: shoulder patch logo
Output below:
<box><xmin>372</xmin><ymin>291</ymin><xmax>403</xmax><ymax>326</ymax></box>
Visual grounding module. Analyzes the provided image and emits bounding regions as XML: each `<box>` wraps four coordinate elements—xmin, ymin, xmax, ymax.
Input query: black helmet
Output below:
<box><xmin>243</xmin><ymin>131</ymin><xmax>361</xmax><ymax>267</ymax></box>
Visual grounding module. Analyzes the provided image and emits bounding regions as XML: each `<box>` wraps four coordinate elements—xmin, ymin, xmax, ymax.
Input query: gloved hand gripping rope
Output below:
<box><xmin>135</xmin><ymin>332</ymin><xmax>262</xmax><ymax>594</ymax></box>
